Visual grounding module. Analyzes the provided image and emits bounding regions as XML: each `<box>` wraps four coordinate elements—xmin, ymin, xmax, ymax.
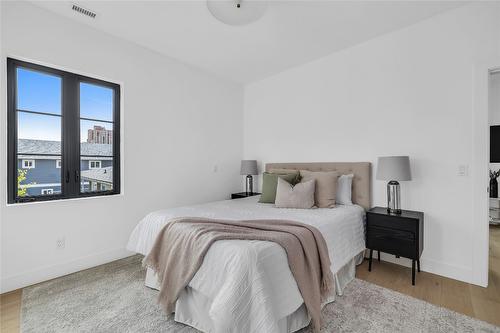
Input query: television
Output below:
<box><xmin>491</xmin><ymin>126</ymin><xmax>500</xmax><ymax>162</ymax></box>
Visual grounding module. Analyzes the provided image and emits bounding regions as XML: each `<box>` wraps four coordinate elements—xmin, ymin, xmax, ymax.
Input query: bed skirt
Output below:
<box><xmin>144</xmin><ymin>251</ymin><xmax>364</xmax><ymax>333</ymax></box>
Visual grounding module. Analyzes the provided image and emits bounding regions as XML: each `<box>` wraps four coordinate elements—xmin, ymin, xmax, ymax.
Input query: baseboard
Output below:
<box><xmin>421</xmin><ymin>257</ymin><xmax>473</xmax><ymax>285</ymax></box>
<box><xmin>1</xmin><ymin>248</ymin><xmax>134</xmax><ymax>293</ymax></box>
<box><xmin>373</xmin><ymin>252</ymin><xmax>474</xmax><ymax>285</ymax></box>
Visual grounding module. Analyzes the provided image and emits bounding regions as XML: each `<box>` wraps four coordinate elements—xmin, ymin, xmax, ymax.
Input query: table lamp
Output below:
<box><xmin>376</xmin><ymin>156</ymin><xmax>412</xmax><ymax>214</ymax></box>
<box><xmin>240</xmin><ymin>160</ymin><xmax>258</xmax><ymax>194</ymax></box>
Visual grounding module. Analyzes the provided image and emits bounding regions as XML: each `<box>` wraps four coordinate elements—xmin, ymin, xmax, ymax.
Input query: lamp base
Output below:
<box><xmin>245</xmin><ymin>175</ymin><xmax>253</xmax><ymax>194</ymax></box>
<box><xmin>387</xmin><ymin>180</ymin><xmax>401</xmax><ymax>214</ymax></box>
<box><xmin>388</xmin><ymin>208</ymin><xmax>402</xmax><ymax>214</ymax></box>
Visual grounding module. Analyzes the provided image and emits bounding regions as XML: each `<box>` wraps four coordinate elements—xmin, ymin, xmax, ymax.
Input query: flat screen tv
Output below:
<box><xmin>491</xmin><ymin>126</ymin><xmax>500</xmax><ymax>162</ymax></box>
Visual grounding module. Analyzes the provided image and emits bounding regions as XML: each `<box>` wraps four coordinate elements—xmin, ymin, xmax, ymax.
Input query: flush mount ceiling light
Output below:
<box><xmin>207</xmin><ymin>0</ymin><xmax>268</xmax><ymax>26</ymax></box>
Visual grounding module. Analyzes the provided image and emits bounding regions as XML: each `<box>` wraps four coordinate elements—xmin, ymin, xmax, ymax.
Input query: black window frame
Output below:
<box><xmin>7</xmin><ymin>58</ymin><xmax>121</xmax><ymax>204</ymax></box>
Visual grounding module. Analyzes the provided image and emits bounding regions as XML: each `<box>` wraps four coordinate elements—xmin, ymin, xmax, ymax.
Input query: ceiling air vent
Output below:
<box><xmin>72</xmin><ymin>4</ymin><xmax>96</xmax><ymax>19</ymax></box>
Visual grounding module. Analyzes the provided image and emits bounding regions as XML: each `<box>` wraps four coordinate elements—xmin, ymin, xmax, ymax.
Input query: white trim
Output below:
<box><xmin>56</xmin><ymin>159</ymin><xmax>62</xmax><ymax>168</ymax></box>
<box><xmin>379</xmin><ymin>253</ymin><xmax>473</xmax><ymax>284</ymax></box>
<box><xmin>472</xmin><ymin>59</ymin><xmax>500</xmax><ymax>288</ymax></box>
<box><xmin>16</xmin><ymin>156</ymin><xmax>113</xmax><ymax>161</ymax></box>
<box><xmin>22</xmin><ymin>159</ymin><xmax>35</xmax><ymax>169</ymax></box>
<box><xmin>0</xmin><ymin>248</ymin><xmax>133</xmax><ymax>293</ymax></box>
<box><xmin>41</xmin><ymin>188</ymin><xmax>53</xmax><ymax>195</ymax></box>
<box><xmin>19</xmin><ymin>183</ymin><xmax>60</xmax><ymax>188</ymax></box>
<box><xmin>83</xmin><ymin>157</ymin><xmax>112</xmax><ymax>161</ymax></box>
<box><xmin>89</xmin><ymin>160</ymin><xmax>102</xmax><ymax>169</ymax></box>
<box><xmin>5</xmin><ymin>192</ymin><xmax>124</xmax><ymax>207</ymax></box>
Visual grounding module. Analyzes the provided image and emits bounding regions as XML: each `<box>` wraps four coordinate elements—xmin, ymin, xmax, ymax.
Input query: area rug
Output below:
<box><xmin>21</xmin><ymin>255</ymin><xmax>499</xmax><ymax>333</ymax></box>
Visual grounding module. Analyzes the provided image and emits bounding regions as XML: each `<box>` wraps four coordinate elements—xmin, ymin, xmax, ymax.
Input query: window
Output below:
<box><xmin>89</xmin><ymin>160</ymin><xmax>102</xmax><ymax>169</ymax></box>
<box><xmin>41</xmin><ymin>189</ymin><xmax>54</xmax><ymax>195</ymax></box>
<box><xmin>22</xmin><ymin>159</ymin><xmax>35</xmax><ymax>169</ymax></box>
<box><xmin>7</xmin><ymin>58</ymin><xmax>120</xmax><ymax>203</ymax></box>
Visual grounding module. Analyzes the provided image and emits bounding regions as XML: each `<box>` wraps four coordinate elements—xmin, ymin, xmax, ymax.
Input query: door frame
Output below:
<box><xmin>472</xmin><ymin>59</ymin><xmax>500</xmax><ymax>287</ymax></box>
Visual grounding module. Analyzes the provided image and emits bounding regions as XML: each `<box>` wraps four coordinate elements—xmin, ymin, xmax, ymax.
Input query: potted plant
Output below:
<box><xmin>490</xmin><ymin>169</ymin><xmax>500</xmax><ymax>198</ymax></box>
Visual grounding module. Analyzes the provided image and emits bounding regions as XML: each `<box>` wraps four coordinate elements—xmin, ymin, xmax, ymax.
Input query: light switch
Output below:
<box><xmin>458</xmin><ymin>164</ymin><xmax>469</xmax><ymax>176</ymax></box>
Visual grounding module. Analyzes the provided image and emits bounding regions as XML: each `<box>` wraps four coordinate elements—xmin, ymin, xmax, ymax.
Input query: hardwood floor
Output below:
<box><xmin>0</xmin><ymin>289</ymin><xmax>21</xmax><ymax>333</ymax></box>
<box><xmin>1</xmin><ymin>226</ymin><xmax>499</xmax><ymax>332</ymax></box>
<box><xmin>357</xmin><ymin>225</ymin><xmax>500</xmax><ymax>327</ymax></box>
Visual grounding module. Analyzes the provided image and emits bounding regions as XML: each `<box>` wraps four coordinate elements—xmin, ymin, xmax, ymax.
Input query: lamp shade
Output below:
<box><xmin>240</xmin><ymin>160</ymin><xmax>258</xmax><ymax>175</ymax></box>
<box><xmin>376</xmin><ymin>156</ymin><xmax>412</xmax><ymax>181</ymax></box>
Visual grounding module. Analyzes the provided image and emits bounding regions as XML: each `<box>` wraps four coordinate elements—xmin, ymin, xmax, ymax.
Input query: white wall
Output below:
<box><xmin>244</xmin><ymin>3</ymin><xmax>500</xmax><ymax>284</ymax></box>
<box><xmin>0</xmin><ymin>2</ymin><xmax>244</xmax><ymax>292</ymax></box>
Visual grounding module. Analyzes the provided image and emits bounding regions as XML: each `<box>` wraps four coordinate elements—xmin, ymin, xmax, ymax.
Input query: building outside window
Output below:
<box><xmin>89</xmin><ymin>160</ymin><xmax>102</xmax><ymax>169</ymax></box>
<box><xmin>41</xmin><ymin>189</ymin><xmax>53</xmax><ymax>195</ymax></box>
<box><xmin>16</xmin><ymin>140</ymin><xmax>114</xmax><ymax>196</ymax></box>
<box><xmin>87</xmin><ymin>125</ymin><xmax>113</xmax><ymax>144</ymax></box>
<box><xmin>22</xmin><ymin>159</ymin><xmax>35</xmax><ymax>169</ymax></box>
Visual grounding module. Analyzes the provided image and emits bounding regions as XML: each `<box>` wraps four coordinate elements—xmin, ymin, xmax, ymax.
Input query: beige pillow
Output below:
<box><xmin>300</xmin><ymin>170</ymin><xmax>339</xmax><ymax>208</ymax></box>
<box><xmin>275</xmin><ymin>178</ymin><xmax>315</xmax><ymax>209</ymax></box>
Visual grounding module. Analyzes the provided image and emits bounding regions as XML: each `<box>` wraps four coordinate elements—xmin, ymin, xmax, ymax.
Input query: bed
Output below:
<box><xmin>127</xmin><ymin>162</ymin><xmax>371</xmax><ymax>333</ymax></box>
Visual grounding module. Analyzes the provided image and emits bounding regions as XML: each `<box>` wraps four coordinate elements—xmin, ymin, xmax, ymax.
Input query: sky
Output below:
<box><xmin>17</xmin><ymin>68</ymin><xmax>114</xmax><ymax>145</ymax></box>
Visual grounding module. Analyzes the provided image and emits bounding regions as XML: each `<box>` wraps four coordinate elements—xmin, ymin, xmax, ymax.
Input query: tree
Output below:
<box><xmin>17</xmin><ymin>169</ymin><xmax>35</xmax><ymax>197</ymax></box>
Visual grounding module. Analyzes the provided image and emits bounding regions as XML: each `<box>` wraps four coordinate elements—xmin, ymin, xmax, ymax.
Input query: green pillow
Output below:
<box><xmin>269</xmin><ymin>169</ymin><xmax>302</xmax><ymax>183</ymax></box>
<box><xmin>259</xmin><ymin>172</ymin><xmax>299</xmax><ymax>203</ymax></box>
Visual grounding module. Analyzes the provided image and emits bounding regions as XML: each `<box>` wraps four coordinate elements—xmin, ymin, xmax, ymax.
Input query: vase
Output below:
<box><xmin>490</xmin><ymin>178</ymin><xmax>498</xmax><ymax>198</ymax></box>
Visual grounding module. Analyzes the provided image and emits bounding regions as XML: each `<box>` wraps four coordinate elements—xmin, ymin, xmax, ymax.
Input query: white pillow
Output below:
<box><xmin>336</xmin><ymin>174</ymin><xmax>354</xmax><ymax>205</ymax></box>
<box><xmin>275</xmin><ymin>178</ymin><xmax>315</xmax><ymax>209</ymax></box>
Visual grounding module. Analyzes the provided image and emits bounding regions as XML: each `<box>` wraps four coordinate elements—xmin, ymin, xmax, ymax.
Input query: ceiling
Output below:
<box><xmin>31</xmin><ymin>1</ymin><xmax>464</xmax><ymax>84</ymax></box>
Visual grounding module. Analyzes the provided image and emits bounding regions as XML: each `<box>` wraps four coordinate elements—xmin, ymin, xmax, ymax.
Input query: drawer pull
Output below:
<box><xmin>374</xmin><ymin>235</ymin><xmax>414</xmax><ymax>242</ymax></box>
<box><xmin>369</xmin><ymin>226</ymin><xmax>415</xmax><ymax>240</ymax></box>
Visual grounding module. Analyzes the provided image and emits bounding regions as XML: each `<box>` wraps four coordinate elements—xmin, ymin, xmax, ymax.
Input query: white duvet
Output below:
<box><xmin>127</xmin><ymin>196</ymin><xmax>365</xmax><ymax>333</ymax></box>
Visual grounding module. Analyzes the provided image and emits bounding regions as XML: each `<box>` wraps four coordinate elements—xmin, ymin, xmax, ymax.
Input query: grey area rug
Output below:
<box><xmin>22</xmin><ymin>255</ymin><xmax>499</xmax><ymax>333</ymax></box>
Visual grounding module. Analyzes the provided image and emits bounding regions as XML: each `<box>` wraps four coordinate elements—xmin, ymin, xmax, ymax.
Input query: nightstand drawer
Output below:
<box><xmin>367</xmin><ymin>212</ymin><xmax>417</xmax><ymax>233</ymax></box>
<box><xmin>367</xmin><ymin>225</ymin><xmax>417</xmax><ymax>259</ymax></box>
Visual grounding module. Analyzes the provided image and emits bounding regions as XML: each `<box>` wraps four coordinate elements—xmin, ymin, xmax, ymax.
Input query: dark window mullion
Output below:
<box><xmin>79</xmin><ymin>117</ymin><xmax>114</xmax><ymax>124</ymax></box>
<box><xmin>62</xmin><ymin>74</ymin><xmax>79</xmax><ymax>198</ymax></box>
<box><xmin>17</xmin><ymin>153</ymin><xmax>62</xmax><ymax>157</ymax></box>
<box><xmin>76</xmin><ymin>78</ymin><xmax>82</xmax><ymax>195</ymax></box>
<box><xmin>16</xmin><ymin>109</ymin><xmax>63</xmax><ymax>118</ymax></box>
<box><xmin>7</xmin><ymin>59</ymin><xmax>17</xmax><ymax>203</ymax></box>
<box><xmin>113</xmin><ymin>86</ymin><xmax>121</xmax><ymax>194</ymax></box>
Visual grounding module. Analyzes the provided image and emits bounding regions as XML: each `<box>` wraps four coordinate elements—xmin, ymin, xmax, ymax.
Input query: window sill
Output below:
<box><xmin>6</xmin><ymin>192</ymin><xmax>124</xmax><ymax>207</ymax></box>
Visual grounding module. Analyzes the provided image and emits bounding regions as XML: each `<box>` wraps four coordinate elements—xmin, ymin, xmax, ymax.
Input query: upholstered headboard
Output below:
<box><xmin>265</xmin><ymin>162</ymin><xmax>371</xmax><ymax>210</ymax></box>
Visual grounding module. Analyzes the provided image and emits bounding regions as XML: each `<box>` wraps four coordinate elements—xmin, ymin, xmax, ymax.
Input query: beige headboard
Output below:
<box><xmin>265</xmin><ymin>162</ymin><xmax>371</xmax><ymax>210</ymax></box>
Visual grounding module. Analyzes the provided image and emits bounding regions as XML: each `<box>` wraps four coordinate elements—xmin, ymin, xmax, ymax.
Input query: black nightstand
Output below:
<box><xmin>231</xmin><ymin>192</ymin><xmax>261</xmax><ymax>199</ymax></box>
<box><xmin>366</xmin><ymin>207</ymin><xmax>424</xmax><ymax>285</ymax></box>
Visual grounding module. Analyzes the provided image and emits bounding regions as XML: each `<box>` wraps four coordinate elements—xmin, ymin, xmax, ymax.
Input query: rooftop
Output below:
<box><xmin>18</xmin><ymin>139</ymin><xmax>113</xmax><ymax>159</ymax></box>
<box><xmin>81</xmin><ymin>167</ymin><xmax>113</xmax><ymax>184</ymax></box>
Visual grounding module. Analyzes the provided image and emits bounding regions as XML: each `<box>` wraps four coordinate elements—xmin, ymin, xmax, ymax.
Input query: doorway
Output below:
<box><xmin>488</xmin><ymin>70</ymin><xmax>500</xmax><ymax>291</ymax></box>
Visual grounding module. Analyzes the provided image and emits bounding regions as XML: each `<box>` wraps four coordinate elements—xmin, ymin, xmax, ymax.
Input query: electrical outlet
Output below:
<box><xmin>56</xmin><ymin>237</ymin><xmax>65</xmax><ymax>250</ymax></box>
<box><xmin>213</xmin><ymin>164</ymin><xmax>218</xmax><ymax>173</ymax></box>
